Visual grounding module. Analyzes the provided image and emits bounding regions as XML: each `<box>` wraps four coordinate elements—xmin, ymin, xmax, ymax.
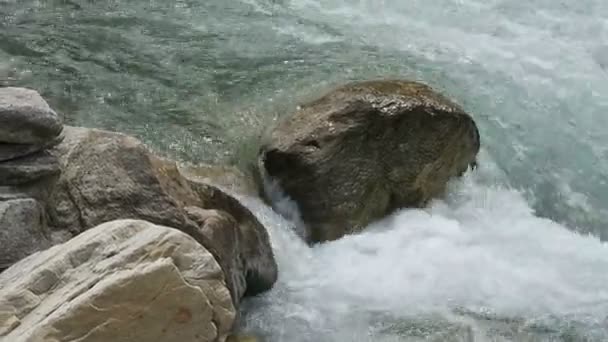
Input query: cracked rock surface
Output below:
<box><xmin>0</xmin><ymin>219</ymin><xmax>235</xmax><ymax>342</ymax></box>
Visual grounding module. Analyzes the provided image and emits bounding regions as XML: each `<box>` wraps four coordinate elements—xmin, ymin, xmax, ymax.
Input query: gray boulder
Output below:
<box><xmin>0</xmin><ymin>87</ymin><xmax>62</xmax><ymax>145</ymax></box>
<box><xmin>260</xmin><ymin>80</ymin><xmax>480</xmax><ymax>242</ymax></box>
<box><xmin>0</xmin><ymin>198</ymin><xmax>51</xmax><ymax>270</ymax></box>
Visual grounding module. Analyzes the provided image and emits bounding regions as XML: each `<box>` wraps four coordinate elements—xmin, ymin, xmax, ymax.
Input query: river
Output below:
<box><xmin>2</xmin><ymin>0</ymin><xmax>608</xmax><ymax>340</ymax></box>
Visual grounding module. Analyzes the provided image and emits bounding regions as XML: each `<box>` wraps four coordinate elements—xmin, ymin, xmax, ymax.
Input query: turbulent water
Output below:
<box><xmin>2</xmin><ymin>0</ymin><xmax>608</xmax><ymax>341</ymax></box>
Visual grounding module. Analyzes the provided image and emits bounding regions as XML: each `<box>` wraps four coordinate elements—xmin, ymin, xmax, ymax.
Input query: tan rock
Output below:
<box><xmin>47</xmin><ymin>126</ymin><xmax>200</xmax><ymax>235</ymax></box>
<box><xmin>45</xmin><ymin>126</ymin><xmax>277</xmax><ymax>304</ymax></box>
<box><xmin>0</xmin><ymin>219</ymin><xmax>235</xmax><ymax>342</ymax></box>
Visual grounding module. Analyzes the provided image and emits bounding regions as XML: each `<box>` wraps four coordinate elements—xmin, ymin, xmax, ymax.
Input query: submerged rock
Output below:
<box><xmin>46</xmin><ymin>126</ymin><xmax>277</xmax><ymax>303</ymax></box>
<box><xmin>0</xmin><ymin>219</ymin><xmax>235</xmax><ymax>342</ymax></box>
<box><xmin>260</xmin><ymin>80</ymin><xmax>480</xmax><ymax>242</ymax></box>
<box><xmin>0</xmin><ymin>198</ymin><xmax>51</xmax><ymax>270</ymax></box>
<box><xmin>0</xmin><ymin>87</ymin><xmax>62</xmax><ymax>145</ymax></box>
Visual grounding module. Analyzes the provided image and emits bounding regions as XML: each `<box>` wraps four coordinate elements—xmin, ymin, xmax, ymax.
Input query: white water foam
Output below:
<box><xmin>237</xmin><ymin>154</ymin><xmax>608</xmax><ymax>341</ymax></box>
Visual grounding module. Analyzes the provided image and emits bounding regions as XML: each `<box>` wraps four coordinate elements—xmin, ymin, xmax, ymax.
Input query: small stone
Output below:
<box><xmin>0</xmin><ymin>151</ymin><xmax>60</xmax><ymax>185</ymax></box>
<box><xmin>0</xmin><ymin>87</ymin><xmax>63</xmax><ymax>145</ymax></box>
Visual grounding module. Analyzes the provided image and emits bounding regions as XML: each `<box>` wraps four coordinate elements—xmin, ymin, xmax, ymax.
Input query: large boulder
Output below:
<box><xmin>0</xmin><ymin>219</ymin><xmax>235</xmax><ymax>342</ymax></box>
<box><xmin>0</xmin><ymin>87</ymin><xmax>62</xmax><ymax>145</ymax></box>
<box><xmin>47</xmin><ymin>126</ymin><xmax>201</xmax><ymax>237</ymax></box>
<box><xmin>259</xmin><ymin>80</ymin><xmax>480</xmax><ymax>242</ymax></box>
<box><xmin>46</xmin><ymin>126</ymin><xmax>277</xmax><ymax>304</ymax></box>
<box><xmin>0</xmin><ymin>198</ymin><xmax>51</xmax><ymax>270</ymax></box>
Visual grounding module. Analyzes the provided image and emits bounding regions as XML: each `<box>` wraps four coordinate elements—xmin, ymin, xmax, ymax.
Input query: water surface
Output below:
<box><xmin>2</xmin><ymin>0</ymin><xmax>608</xmax><ymax>340</ymax></box>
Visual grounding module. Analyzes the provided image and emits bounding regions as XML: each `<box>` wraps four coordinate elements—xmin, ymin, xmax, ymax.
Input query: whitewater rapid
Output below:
<box><xmin>228</xmin><ymin>2</ymin><xmax>608</xmax><ymax>340</ymax></box>
<box><xmin>236</xmin><ymin>153</ymin><xmax>608</xmax><ymax>341</ymax></box>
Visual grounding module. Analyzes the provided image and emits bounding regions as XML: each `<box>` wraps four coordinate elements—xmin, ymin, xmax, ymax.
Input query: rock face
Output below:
<box><xmin>0</xmin><ymin>198</ymin><xmax>51</xmax><ymax>270</ymax></box>
<box><xmin>260</xmin><ymin>80</ymin><xmax>480</xmax><ymax>242</ymax></box>
<box><xmin>47</xmin><ymin>126</ymin><xmax>277</xmax><ymax>304</ymax></box>
<box><xmin>0</xmin><ymin>219</ymin><xmax>235</xmax><ymax>342</ymax></box>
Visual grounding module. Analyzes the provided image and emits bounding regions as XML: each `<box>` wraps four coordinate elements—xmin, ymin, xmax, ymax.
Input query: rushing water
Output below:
<box><xmin>2</xmin><ymin>0</ymin><xmax>608</xmax><ymax>341</ymax></box>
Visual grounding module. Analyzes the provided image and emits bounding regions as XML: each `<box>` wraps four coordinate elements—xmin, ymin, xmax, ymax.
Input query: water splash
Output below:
<box><xmin>237</xmin><ymin>155</ymin><xmax>608</xmax><ymax>341</ymax></box>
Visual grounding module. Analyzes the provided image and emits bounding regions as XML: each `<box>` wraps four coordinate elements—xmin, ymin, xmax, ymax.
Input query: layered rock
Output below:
<box><xmin>0</xmin><ymin>87</ymin><xmax>62</xmax><ymax>146</ymax></box>
<box><xmin>0</xmin><ymin>219</ymin><xmax>235</xmax><ymax>342</ymax></box>
<box><xmin>46</xmin><ymin>126</ymin><xmax>277</xmax><ymax>304</ymax></box>
<box><xmin>0</xmin><ymin>88</ymin><xmax>62</xmax><ymax>199</ymax></box>
<box><xmin>260</xmin><ymin>80</ymin><xmax>480</xmax><ymax>242</ymax></box>
<box><xmin>0</xmin><ymin>88</ymin><xmax>62</xmax><ymax>270</ymax></box>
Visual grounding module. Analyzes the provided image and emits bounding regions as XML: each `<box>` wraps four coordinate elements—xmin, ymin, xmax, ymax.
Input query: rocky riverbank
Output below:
<box><xmin>0</xmin><ymin>81</ymin><xmax>479</xmax><ymax>342</ymax></box>
<box><xmin>0</xmin><ymin>87</ymin><xmax>278</xmax><ymax>342</ymax></box>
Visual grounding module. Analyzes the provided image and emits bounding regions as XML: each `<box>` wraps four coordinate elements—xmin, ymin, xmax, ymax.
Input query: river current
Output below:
<box><xmin>2</xmin><ymin>0</ymin><xmax>608</xmax><ymax>340</ymax></box>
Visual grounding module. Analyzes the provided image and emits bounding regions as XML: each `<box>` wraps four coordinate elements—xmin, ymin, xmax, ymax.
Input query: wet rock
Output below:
<box><xmin>0</xmin><ymin>87</ymin><xmax>62</xmax><ymax>145</ymax></box>
<box><xmin>0</xmin><ymin>198</ymin><xmax>51</xmax><ymax>270</ymax></box>
<box><xmin>185</xmin><ymin>205</ymin><xmax>277</xmax><ymax>302</ymax></box>
<box><xmin>0</xmin><ymin>219</ymin><xmax>235</xmax><ymax>342</ymax></box>
<box><xmin>260</xmin><ymin>80</ymin><xmax>480</xmax><ymax>242</ymax></box>
<box><xmin>0</xmin><ymin>151</ymin><xmax>61</xmax><ymax>186</ymax></box>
